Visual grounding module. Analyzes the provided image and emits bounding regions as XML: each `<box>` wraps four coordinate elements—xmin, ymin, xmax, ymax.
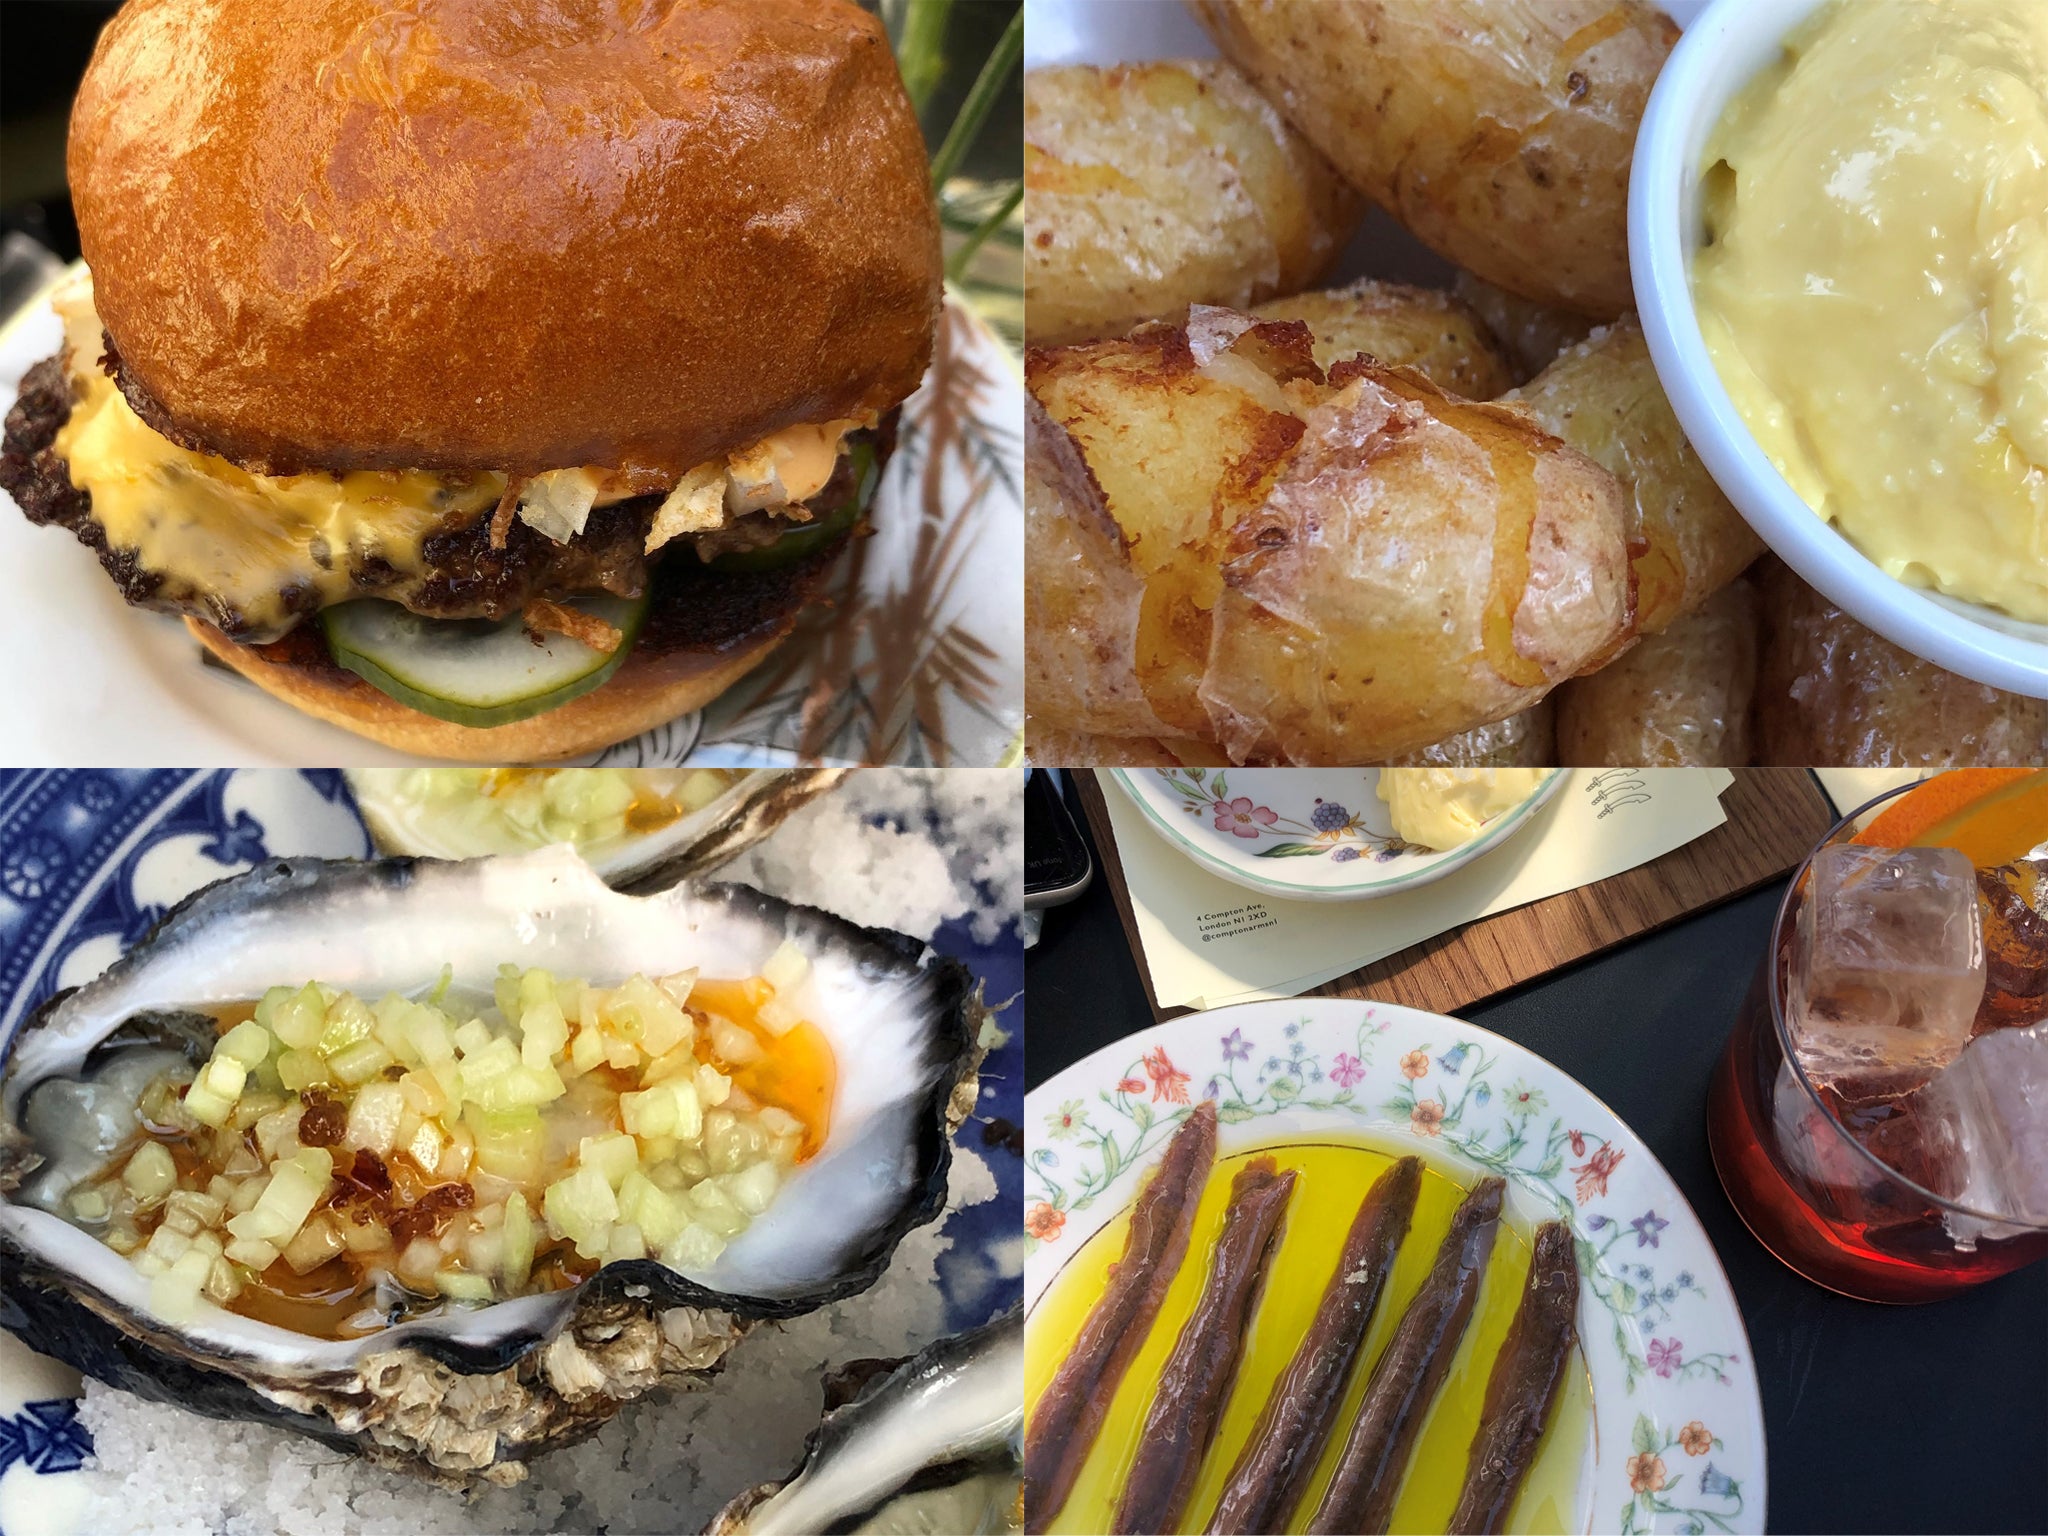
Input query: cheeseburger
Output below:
<box><xmin>0</xmin><ymin>0</ymin><xmax>941</xmax><ymax>760</ymax></box>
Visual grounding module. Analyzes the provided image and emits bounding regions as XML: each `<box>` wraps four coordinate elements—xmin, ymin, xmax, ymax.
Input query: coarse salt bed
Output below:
<box><xmin>724</xmin><ymin>769</ymin><xmax>1021</xmax><ymax>945</ymax></box>
<box><xmin>77</xmin><ymin>1147</ymin><xmax>992</xmax><ymax>1536</ymax></box>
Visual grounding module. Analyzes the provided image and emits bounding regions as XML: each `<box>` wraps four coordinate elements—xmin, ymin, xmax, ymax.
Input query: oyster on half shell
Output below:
<box><xmin>0</xmin><ymin>847</ymin><xmax>980</xmax><ymax>1486</ymax></box>
<box><xmin>346</xmin><ymin>768</ymin><xmax>848</xmax><ymax>891</ymax></box>
<box><xmin>708</xmin><ymin>1306</ymin><xmax>1022</xmax><ymax>1535</ymax></box>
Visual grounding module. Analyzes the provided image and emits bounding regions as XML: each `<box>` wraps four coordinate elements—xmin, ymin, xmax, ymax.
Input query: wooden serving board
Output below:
<box><xmin>1074</xmin><ymin>769</ymin><xmax>1835</xmax><ymax>1024</ymax></box>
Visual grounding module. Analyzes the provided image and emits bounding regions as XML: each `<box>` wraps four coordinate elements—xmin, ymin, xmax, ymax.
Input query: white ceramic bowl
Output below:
<box><xmin>1630</xmin><ymin>0</ymin><xmax>2048</xmax><ymax>700</ymax></box>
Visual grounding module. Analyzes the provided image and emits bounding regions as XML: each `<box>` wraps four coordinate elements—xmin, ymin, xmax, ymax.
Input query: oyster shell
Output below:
<box><xmin>708</xmin><ymin>1306</ymin><xmax>1022</xmax><ymax>1535</ymax></box>
<box><xmin>0</xmin><ymin>847</ymin><xmax>980</xmax><ymax>1486</ymax></box>
<box><xmin>346</xmin><ymin>768</ymin><xmax>848</xmax><ymax>891</ymax></box>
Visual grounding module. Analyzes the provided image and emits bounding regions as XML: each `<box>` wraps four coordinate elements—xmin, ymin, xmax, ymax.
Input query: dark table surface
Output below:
<box><xmin>1026</xmin><ymin>773</ymin><xmax>2048</xmax><ymax>1536</ymax></box>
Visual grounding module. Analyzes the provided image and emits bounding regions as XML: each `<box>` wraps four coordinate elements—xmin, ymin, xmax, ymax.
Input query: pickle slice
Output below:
<box><xmin>321</xmin><ymin>592</ymin><xmax>652</xmax><ymax>729</ymax></box>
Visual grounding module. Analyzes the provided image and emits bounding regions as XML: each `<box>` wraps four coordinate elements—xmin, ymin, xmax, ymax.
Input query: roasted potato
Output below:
<box><xmin>1026</xmin><ymin>307</ymin><xmax>1631</xmax><ymax>762</ymax></box>
<box><xmin>1384</xmin><ymin>701</ymin><xmax>1556</xmax><ymax>766</ymax></box>
<box><xmin>1024</xmin><ymin>394</ymin><xmax>1179</xmax><ymax>741</ymax></box>
<box><xmin>1252</xmin><ymin>278</ymin><xmax>1513</xmax><ymax>398</ymax></box>
<box><xmin>1753</xmin><ymin>558</ymin><xmax>2048</xmax><ymax>766</ymax></box>
<box><xmin>1024</xmin><ymin>722</ymin><xmax>1227</xmax><ymax>767</ymax></box>
<box><xmin>1555</xmin><ymin>579</ymin><xmax>1757</xmax><ymax>766</ymax></box>
<box><xmin>1454</xmin><ymin>272</ymin><xmax>1596</xmax><ymax>384</ymax></box>
<box><xmin>1024</xmin><ymin>61</ymin><xmax>1361</xmax><ymax>346</ymax></box>
<box><xmin>1190</xmin><ymin>0</ymin><xmax>1676</xmax><ymax>317</ymax></box>
<box><xmin>1026</xmin><ymin>316</ymin><xmax>1315</xmax><ymax>741</ymax></box>
<box><xmin>1508</xmin><ymin>316</ymin><xmax>1764</xmax><ymax>655</ymax></box>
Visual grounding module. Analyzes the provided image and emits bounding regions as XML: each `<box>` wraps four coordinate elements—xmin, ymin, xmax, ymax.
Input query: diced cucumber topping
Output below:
<box><xmin>709</xmin><ymin>439</ymin><xmax>878</xmax><ymax>573</ymax></box>
<box><xmin>321</xmin><ymin>592</ymin><xmax>652</xmax><ymax>729</ymax></box>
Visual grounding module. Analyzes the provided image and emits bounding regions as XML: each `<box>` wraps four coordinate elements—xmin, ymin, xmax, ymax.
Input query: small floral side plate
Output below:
<box><xmin>1108</xmin><ymin>767</ymin><xmax>1565</xmax><ymax>903</ymax></box>
<box><xmin>1025</xmin><ymin>1000</ymin><xmax>1766</xmax><ymax>1535</ymax></box>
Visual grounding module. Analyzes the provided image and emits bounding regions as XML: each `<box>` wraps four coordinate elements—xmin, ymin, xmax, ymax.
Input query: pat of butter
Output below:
<box><xmin>1376</xmin><ymin>769</ymin><xmax>1547</xmax><ymax>853</ymax></box>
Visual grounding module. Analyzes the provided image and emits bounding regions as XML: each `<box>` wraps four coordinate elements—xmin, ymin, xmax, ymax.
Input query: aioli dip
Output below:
<box><xmin>1694</xmin><ymin>0</ymin><xmax>2048</xmax><ymax>620</ymax></box>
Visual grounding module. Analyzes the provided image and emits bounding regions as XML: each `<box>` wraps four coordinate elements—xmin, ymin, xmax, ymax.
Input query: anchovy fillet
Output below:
<box><xmin>1448</xmin><ymin>1219</ymin><xmax>1580</xmax><ymax>1535</ymax></box>
<box><xmin>1113</xmin><ymin>1156</ymin><xmax>1297</xmax><ymax>1535</ymax></box>
<box><xmin>1306</xmin><ymin>1175</ymin><xmax>1505</xmax><ymax>1536</ymax></box>
<box><xmin>1024</xmin><ymin>1100</ymin><xmax>1218</xmax><ymax>1534</ymax></box>
<box><xmin>1207</xmin><ymin>1155</ymin><xmax>1423</xmax><ymax>1535</ymax></box>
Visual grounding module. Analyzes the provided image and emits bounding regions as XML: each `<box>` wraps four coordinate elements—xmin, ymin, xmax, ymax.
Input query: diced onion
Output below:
<box><xmin>121</xmin><ymin>1141</ymin><xmax>178</xmax><ymax>1201</ymax></box>
<box><xmin>579</xmin><ymin>1132</ymin><xmax>640</xmax><ymax>1190</ymax></box>
<box><xmin>723</xmin><ymin>1160</ymin><xmax>779</xmax><ymax>1216</ymax></box>
<box><xmin>436</xmin><ymin>1270</ymin><xmax>495</xmax><ymax>1303</ymax></box>
<box><xmin>517</xmin><ymin>468</ymin><xmax>603</xmax><ymax>544</ymax></box>
<box><xmin>661</xmin><ymin>1222</ymin><xmax>727</xmax><ymax>1269</ymax></box>
<box><xmin>78</xmin><ymin>956</ymin><xmax>816</xmax><ymax>1325</ymax></box>
<box><xmin>762</xmin><ymin>940</ymin><xmax>809</xmax><ymax>995</ymax></box>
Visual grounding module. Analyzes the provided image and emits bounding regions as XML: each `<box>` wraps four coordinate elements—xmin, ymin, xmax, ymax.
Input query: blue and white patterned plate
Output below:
<box><xmin>1024</xmin><ymin>999</ymin><xmax>1766</xmax><ymax>1535</ymax></box>
<box><xmin>0</xmin><ymin>770</ymin><xmax>1021</xmax><ymax>1533</ymax></box>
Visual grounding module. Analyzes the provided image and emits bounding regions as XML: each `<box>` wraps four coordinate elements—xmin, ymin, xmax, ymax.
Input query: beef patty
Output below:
<box><xmin>0</xmin><ymin>353</ymin><xmax>872</xmax><ymax>642</ymax></box>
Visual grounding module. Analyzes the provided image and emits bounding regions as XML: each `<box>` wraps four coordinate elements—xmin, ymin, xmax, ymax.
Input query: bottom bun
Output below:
<box><xmin>188</xmin><ymin>543</ymin><xmax>843</xmax><ymax>762</ymax></box>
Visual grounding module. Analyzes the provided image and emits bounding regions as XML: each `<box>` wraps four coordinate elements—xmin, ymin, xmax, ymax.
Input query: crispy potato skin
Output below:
<box><xmin>1025</xmin><ymin>309</ymin><xmax>1631</xmax><ymax>763</ymax></box>
<box><xmin>1027</xmin><ymin>322</ymin><xmax>1313</xmax><ymax>738</ymax></box>
<box><xmin>1253</xmin><ymin>278</ymin><xmax>1513</xmax><ymax>398</ymax></box>
<box><xmin>1454</xmin><ymin>272</ymin><xmax>1596</xmax><ymax>385</ymax></box>
<box><xmin>1510</xmin><ymin>316</ymin><xmax>1763</xmax><ymax>655</ymax></box>
<box><xmin>1024</xmin><ymin>61</ymin><xmax>1361</xmax><ymax>346</ymax></box>
<box><xmin>1191</xmin><ymin>0</ymin><xmax>1674</xmax><ymax>317</ymax></box>
<box><xmin>1753</xmin><ymin>559</ymin><xmax>2048</xmax><ymax>767</ymax></box>
<box><xmin>1024</xmin><ymin>722</ymin><xmax>1228</xmax><ymax>767</ymax></box>
<box><xmin>1024</xmin><ymin>393</ymin><xmax>1181</xmax><ymax>740</ymax></box>
<box><xmin>1383</xmin><ymin>700</ymin><xmax>1556</xmax><ymax>765</ymax></box>
<box><xmin>1555</xmin><ymin>578</ymin><xmax>1757</xmax><ymax>766</ymax></box>
<box><xmin>1203</xmin><ymin>370</ymin><xmax>1628</xmax><ymax>763</ymax></box>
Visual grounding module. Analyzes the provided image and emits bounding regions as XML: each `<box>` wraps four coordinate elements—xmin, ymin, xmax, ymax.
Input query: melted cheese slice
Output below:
<box><xmin>54</xmin><ymin>368</ymin><xmax>505</xmax><ymax>638</ymax></box>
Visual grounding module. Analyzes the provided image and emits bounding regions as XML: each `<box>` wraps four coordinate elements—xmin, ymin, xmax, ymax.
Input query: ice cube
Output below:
<box><xmin>1922</xmin><ymin>1020</ymin><xmax>2048</xmax><ymax>1245</ymax></box>
<box><xmin>1789</xmin><ymin>844</ymin><xmax>1986</xmax><ymax>1099</ymax></box>
<box><xmin>1846</xmin><ymin>1090</ymin><xmax>1967</xmax><ymax>1213</ymax></box>
<box><xmin>1854</xmin><ymin>1021</ymin><xmax>2048</xmax><ymax>1248</ymax></box>
<box><xmin>1975</xmin><ymin>857</ymin><xmax>2048</xmax><ymax>1035</ymax></box>
<box><xmin>1777</xmin><ymin>1064</ymin><xmax>1943</xmax><ymax>1235</ymax></box>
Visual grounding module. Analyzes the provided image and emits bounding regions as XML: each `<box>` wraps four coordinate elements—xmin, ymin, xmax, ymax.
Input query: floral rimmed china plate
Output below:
<box><xmin>1024</xmin><ymin>1000</ymin><xmax>1766</xmax><ymax>1535</ymax></box>
<box><xmin>0</xmin><ymin>769</ymin><xmax>1022</xmax><ymax>1535</ymax></box>
<box><xmin>0</xmin><ymin>273</ymin><xmax>1023</xmax><ymax>769</ymax></box>
<box><xmin>1108</xmin><ymin>768</ymin><xmax>1565</xmax><ymax>903</ymax></box>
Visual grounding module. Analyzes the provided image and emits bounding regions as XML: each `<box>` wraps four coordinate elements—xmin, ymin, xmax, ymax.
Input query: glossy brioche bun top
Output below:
<box><xmin>68</xmin><ymin>0</ymin><xmax>942</xmax><ymax>477</ymax></box>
